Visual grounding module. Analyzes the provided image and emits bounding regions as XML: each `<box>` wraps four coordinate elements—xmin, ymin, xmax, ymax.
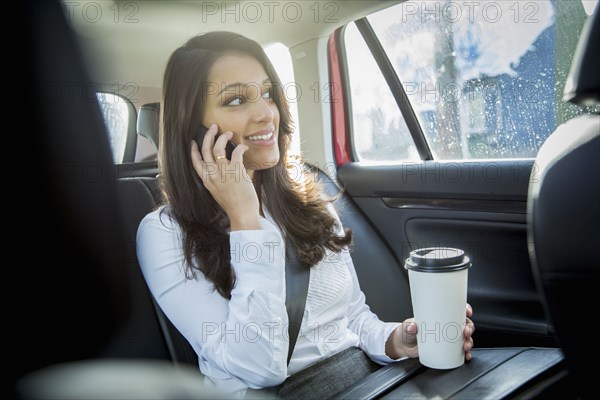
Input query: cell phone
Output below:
<box><xmin>196</xmin><ymin>124</ymin><xmax>237</xmax><ymax>161</ymax></box>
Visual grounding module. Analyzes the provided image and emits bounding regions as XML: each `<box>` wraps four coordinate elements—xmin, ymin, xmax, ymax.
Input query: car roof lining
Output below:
<box><xmin>68</xmin><ymin>0</ymin><xmax>402</xmax><ymax>88</ymax></box>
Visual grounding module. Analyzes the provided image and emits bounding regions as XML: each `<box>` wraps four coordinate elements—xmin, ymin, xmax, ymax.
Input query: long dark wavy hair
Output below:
<box><xmin>160</xmin><ymin>31</ymin><xmax>351</xmax><ymax>299</ymax></box>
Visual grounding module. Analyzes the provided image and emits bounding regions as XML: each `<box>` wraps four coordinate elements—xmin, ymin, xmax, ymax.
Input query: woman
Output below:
<box><xmin>137</xmin><ymin>31</ymin><xmax>474</xmax><ymax>398</ymax></box>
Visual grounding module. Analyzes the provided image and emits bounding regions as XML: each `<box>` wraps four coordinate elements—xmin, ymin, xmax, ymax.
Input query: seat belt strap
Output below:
<box><xmin>284</xmin><ymin>237</ymin><xmax>310</xmax><ymax>365</ymax></box>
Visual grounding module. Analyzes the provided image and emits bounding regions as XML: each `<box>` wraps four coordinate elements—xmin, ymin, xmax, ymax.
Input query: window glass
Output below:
<box><xmin>97</xmin><ymin>92</ymin><xmax>130</xmax><ymax>163</ymax></box>
<box><xmin>345</xmin><ymin>22</ymin><xmax>420</xmax><ymax>163</ymax></box>
<box><xmin>347</xmin><ymin>0</ymin><xmax>598</xmax><ymax>160</ymax></box>
<box><xmin>264</xmin><ymin>43</ymin><xmax>301</xmax><ymax>157</ymax></box>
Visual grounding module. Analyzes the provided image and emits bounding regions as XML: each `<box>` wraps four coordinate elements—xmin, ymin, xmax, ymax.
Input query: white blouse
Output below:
<box><xmin>136</xmin><ymin>202</ymin><xmax>401</xmax><ymax>397</ymax></box>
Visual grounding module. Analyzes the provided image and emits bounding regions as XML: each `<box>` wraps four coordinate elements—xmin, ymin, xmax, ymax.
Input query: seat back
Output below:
<box><xmin>27</xmin><ymin>5</ymin><xmax>198</xmax><ymax>368</ymax></box>
<box><xmin>528</xmin><ymin>8</ymin><xmax>600</xmax><ymax>399</ymax></box>
<box><xmin>22</xmin><ymin>0</ymin><xmax>132</xmax><ymax>382</ymax></box>
<box><xmin>20</xmin><ymin>1</ymin><xmax>189</xmax><ymax>395</ymax></box>
<box><xmin>315</xmin><ymin>168</ymin><xmax>412</xmax><ymax>322</ymax></box>
<box><xmin>117</xmin><ymin>121</ymin><xmax>198</xmax><ymax>366</ymax></box>
<box><xmin>111</xmin><ymin>178</ymin><xmax>172</xmax><ymax>361</ymax></box>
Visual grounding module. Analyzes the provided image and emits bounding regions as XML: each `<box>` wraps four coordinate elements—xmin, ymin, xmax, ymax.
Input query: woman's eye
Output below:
<box><xmin>226</xmin><ymin>97</ymin><xmax>243</xmax><ymax>106</ymax></box>
<box><xmin>262</xmin><ymin>89</ymin><xmax>272</xmax><ymax>100</ymax></box>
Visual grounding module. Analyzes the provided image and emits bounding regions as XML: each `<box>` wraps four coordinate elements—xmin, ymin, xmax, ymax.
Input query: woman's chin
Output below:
<box><xmin>243</xmin><ymin>152</ymin><xmax>281</xmax><ymax>171</ymax></box>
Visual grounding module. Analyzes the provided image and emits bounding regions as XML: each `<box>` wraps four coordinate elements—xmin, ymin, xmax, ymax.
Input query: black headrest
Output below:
<box><xmin>564</xmin><ymin>7</ymin><xmax>600</xmax><ymax>105</ymax></box>
<box><xmin>137</xmin><ymin>102</ymin><xmax>160</xmax><ymax>150</ymax></box>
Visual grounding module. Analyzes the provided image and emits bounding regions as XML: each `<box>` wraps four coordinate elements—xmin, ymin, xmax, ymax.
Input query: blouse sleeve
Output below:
<box><xmin>136</xmin><ymin>209</ymin><xmax>289</xmax><ymax>389</ymax></box>
<box><xmin>327</xmin><ymin>204</ymin><xmax>403</xmax><ymax>364</ymax></box>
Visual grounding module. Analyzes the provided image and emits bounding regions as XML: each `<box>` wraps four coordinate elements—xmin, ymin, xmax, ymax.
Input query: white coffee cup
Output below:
<box><xmin>405</xmin><ymin>248</ymin><xmax>471</xmax><ymax>369</ymax></box>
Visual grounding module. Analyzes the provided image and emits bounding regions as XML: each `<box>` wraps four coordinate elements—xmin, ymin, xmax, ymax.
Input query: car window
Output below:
<box><xmin>345</xmin><ymin>22</ymin><xmax>420</xmax><ymax>163</ymax></box>
<box><xmin>264</xmin><ymin>43</ymin><xmax>301</xmax><ymax>156</ymax></box>
<box><xmin>97</xmin><ymin>92</ymin><xmax>133</xmax><ymax>163</ymax></box>
<box><xmin>346</xmin><ymin>0</ymin><xmax>599</xmax><ymax>161</ymax></box>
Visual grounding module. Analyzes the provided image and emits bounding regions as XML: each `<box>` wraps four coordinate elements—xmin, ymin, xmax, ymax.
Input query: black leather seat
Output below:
<box><xmin>117</xmin><ymin>107</ymin><xmax>199</xmax><ymax>366</ymax></box>
<box><xmin>528</xmin><ymin>8</ymin><xmax>599</xmax><ymax>400</ymax></box>
<box><xmin>117</xmin><ymin>176</ymin><xmax>199</xmax><ymax>367</ymax></box>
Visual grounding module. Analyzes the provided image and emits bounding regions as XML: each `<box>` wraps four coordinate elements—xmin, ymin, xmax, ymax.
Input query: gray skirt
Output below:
<box><xmin>247</xmin><ymin>347</ymin><xmax>381</xmax><ymax>399</ymax></box>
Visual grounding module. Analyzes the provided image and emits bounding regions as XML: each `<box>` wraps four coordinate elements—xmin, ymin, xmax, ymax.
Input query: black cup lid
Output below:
<box><xmin>405</xmin><ymin>248</ymin><xmax>471</xmax><ymax>272</ymax></box>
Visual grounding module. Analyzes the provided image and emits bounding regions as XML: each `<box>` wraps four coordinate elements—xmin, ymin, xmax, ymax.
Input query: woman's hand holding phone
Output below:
<box><xmin>190</xmin><ymin>124</ymin><xmax>261</xmax><ymax>231</ymax></box>
<box><xmin>196</xmin><ymin>124</ymin><xmax>237</xmax><ymax>161</ymax></box>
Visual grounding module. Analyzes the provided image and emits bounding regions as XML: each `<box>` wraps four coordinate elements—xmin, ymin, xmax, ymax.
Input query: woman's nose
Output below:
<box><xmin>252</xmin><ymin>97</ymin><xmax>275</xmax><ymax>123</ymax></box>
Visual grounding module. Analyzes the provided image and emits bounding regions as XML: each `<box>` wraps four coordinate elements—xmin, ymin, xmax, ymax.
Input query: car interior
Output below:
<box><xmin>20</xmin><ymin>0</ymin><xmax>598</xmax><ymax>398</ymax></box>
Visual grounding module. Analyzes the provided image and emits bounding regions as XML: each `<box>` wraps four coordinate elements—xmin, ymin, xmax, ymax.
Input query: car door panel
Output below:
<box><xmin>338</xmin><ymin>159</ymin><xmax>554</xmax><ymax>347</ymax></box>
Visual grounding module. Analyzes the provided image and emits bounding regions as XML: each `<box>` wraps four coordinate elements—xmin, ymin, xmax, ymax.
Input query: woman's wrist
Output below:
<box><xmin>385</xmin><ymin>322</ymin><xmax>418</xmax><ymax>360</ymax></box>
<box><xmin>385</xmin><ymin>326</ymin><xmax>403</xmax><ymax>359</ymax></box>
<box><xmin>229</xmin><ymin>214</ymin><xmax>261</xmax><ymax>231</ymax></box>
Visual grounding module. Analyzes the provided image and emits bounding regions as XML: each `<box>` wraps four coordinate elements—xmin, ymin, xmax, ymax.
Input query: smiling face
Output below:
<box><xmin>202</xmin><ymin>53</ymin><xmax>280</xmax><ymax>172</ymax></box>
